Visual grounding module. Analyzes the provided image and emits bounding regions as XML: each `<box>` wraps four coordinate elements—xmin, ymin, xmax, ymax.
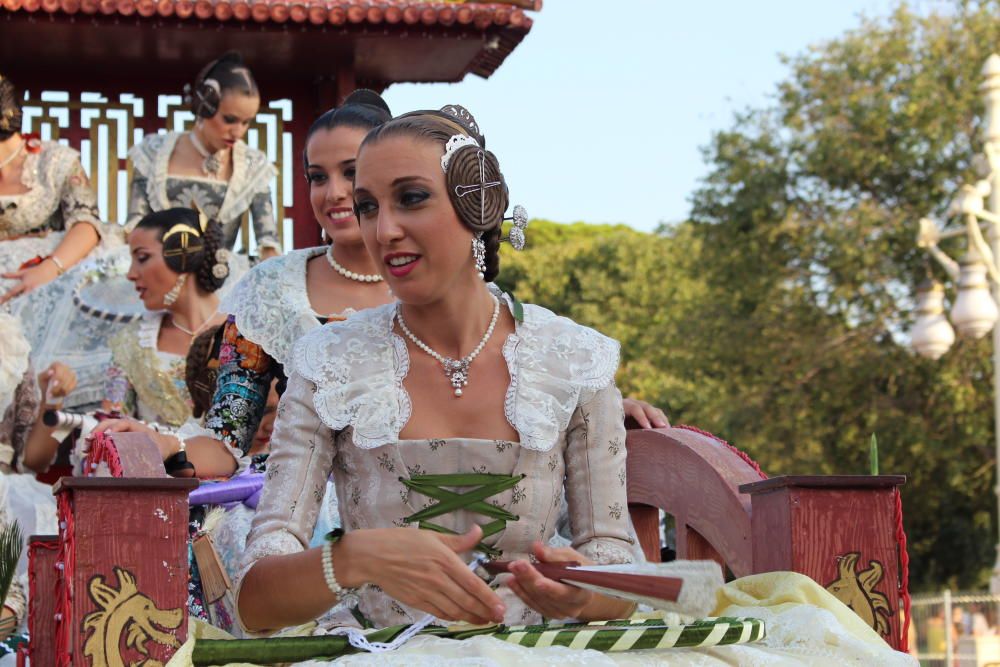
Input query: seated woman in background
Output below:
<box><xmin>126</xmin><ymin>52</ymin><xmax>280</xmax><ymax>258</ymax></box>
<box><xmin>0</xmin><ymin>73</ymin><xmax>105</xmax><ymax>305</ymax></box>
<box><xmin>0</xmin><ymin>311</ymin><xmax>78</xmax><ymax>640</ymax></box>
<box><xmin>100</xmin><ymin>208</ymin><xmax>231</xmax><ymax>459</ymax></box>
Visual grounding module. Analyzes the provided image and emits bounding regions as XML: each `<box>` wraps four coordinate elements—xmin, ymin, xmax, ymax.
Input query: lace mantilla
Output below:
<box><xmin>0</xmin><ymin>313</ymin><xmax>30</xmax><ymax>418</ymax></box>
<box><xmin>127</xmin><ymin>132</ymin><xmax>276</xmax><ymax>231</ymax></box>
<box><xmin>291</xmin><ymin>300</ymin><xmax>620</xmax><ymax>451</ymax></box>
<box><xmin>0</xmin><ymin>141</ymin><xmax>102</xmax><ymax>239</ymax></box>
<box><xmin>219</xmin><ymin>246</ymin><xmax>325</xmax><ymax>366</ymax></box>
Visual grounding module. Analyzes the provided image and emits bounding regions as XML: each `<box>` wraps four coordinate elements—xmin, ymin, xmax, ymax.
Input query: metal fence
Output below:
<box><xmin>911</xmin><ymin>591</ymin><xmax>1000</xmax><ymax>666</ymax></box>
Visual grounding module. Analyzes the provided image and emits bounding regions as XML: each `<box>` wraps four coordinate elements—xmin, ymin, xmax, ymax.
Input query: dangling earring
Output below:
<box><xmin>472</xmin><ymin>234</ymin><xmax>486</xmax><ymax>281</ymax></box>
<box><xmin>163</xmin><ymin>273</ymin><xmax>187</xmax><ymax>307</ymax></box>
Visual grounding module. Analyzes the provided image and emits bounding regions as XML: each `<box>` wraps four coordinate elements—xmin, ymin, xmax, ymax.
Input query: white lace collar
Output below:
<box><xmin>291</xmin><ymin>297</ymin><xmax>620</xmax><ymax>452</ymax></box>
<box><xmin>128</xmin><ymin>132</ymin><xmax>276</xmax><ymax>227</ymax></box>
<box><xmin>136</xmin><ymin>310</ymin><xmax>166</xmax><ymax>350</ymax></box>
<box><xmin>219</xmin><ymin>246</ymin><xmax>326</xmax><ymax>366</ymax></box>
<box><xmin>0</xmin><ymin>313</ymin><xmax>30</xmax><ymax>418</ymax></box>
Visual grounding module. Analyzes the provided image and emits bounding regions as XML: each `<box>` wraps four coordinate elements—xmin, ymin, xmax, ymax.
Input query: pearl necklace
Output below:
<box><xmin>325</xmin><ymin>245</ymin><xmax>383</xmax><ymax>283</ymax></box>
<box><xmin>0</xmin><ymin>139</ymin><xmax>24</xmax><ymax>172</ymax></box>
<box><xmin>188</xmin><ymin>131</ymin><xmax>224</xmax><ymax>178</ymax></box>
<box><xmin>397</xmin><ymin>294</ymin><xmax>500</xmax><ymax>397</ymax></box>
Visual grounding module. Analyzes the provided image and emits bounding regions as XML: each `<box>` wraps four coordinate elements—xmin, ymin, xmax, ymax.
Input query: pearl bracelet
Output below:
<box><xmin>321</xmin><ymin>540</ymin><xmax>344</xmax><ymax>597</ymax></box>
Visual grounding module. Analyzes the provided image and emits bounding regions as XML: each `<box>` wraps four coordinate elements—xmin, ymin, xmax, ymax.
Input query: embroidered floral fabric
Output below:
<box><xmin>204</xmin><ymin>317</ymin><xmax>280</xmax><ymax>457</ymax></box>
<box><xmin>239</xmin><ymin>300</ymin><xmax>639</xmax><ymax>631</ymax></box>
<box><xmin>103</xmin><ymin>311</ymin><xmax>192</xmax><ymax>426</ymax></box>
<box><xmin>126</xmin><ymin>132</ymin><xmax>280</xmax><ymax>252</ymax></box>
<box><xmin>0</xmin><ymin>141</ymin><xmax>102</xmax><ymax>241</ymax></box>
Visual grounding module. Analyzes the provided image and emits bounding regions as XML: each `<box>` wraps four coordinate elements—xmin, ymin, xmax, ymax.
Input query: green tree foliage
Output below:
<box><xmin>501</xmin><ymin>2</ymin><xmax>1000</xmax><ymax>589</ymax></box>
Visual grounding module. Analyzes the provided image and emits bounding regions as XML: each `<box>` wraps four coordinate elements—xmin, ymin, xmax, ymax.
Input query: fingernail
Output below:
<box><xmin>494</xmin><ymin>605</ymin><xmax>505</xmax><ymax>619</ymax></box>
<box><xmin>654</xmin><ymin>420</ymin><xmax>667</xmax><ymax>428</ymax></box>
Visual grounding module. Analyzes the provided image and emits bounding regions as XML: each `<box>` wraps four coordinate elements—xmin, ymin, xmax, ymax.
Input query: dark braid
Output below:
<box><xmin>185</xmin><ymin>324</ymin><xmax>224</xmax><ymax>419</ymax></box>
<box><xmin>481</xmin><ymin>226</ymin><xmax>502</xmax><ymax>282</ymax></box>
<box><xmin>0</xmin><ymin>75</ymin><xmax>23</xmax><ymax>141</ymax></box>
<box><xmin>361</xmin><ymin>108</ymin><xmax>508</xmax><ymax>281</ymax></box>
<box><xmin>195</xmin><ymin>219</ymin><xmax>227</xmax><ymax>293</ymax></box>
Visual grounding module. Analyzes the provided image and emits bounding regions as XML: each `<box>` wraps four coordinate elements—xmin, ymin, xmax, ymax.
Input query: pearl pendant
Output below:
<box><xmin>455</xmin><ymin>388</ymin><xmax>463</xmax><ymax>397</ymax></box>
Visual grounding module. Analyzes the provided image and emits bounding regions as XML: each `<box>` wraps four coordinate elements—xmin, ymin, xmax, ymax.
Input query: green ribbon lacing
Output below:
<box><xmin>400</xmin><ymin>472</ymin><xmax>525</xmax><ymax>559</ymax></box>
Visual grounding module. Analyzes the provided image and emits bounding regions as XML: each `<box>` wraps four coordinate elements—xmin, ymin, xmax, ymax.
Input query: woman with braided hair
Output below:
<box><xmin>237</xmin><ymin>105</ymin><xmax>642</xmax><ymax>633</ymax></box>
<box><xmin>126</xmin><ymin>51</ymin><xmax>281</xmax><ymax>258</ymax></box>
<box><xmin>100</xmin><ymin>208</ymin><xmax>231</xmax><ymax>438</ymax></box>
<box><xmin>0</xmin><ymin>72</ymin><xmax>106</xmax><ymax>305</ymax></box>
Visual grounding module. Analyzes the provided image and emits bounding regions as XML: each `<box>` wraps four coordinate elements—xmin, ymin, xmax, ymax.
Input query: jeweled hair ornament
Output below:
<box><xmin>504</xmin><ymin>205</ymin><xmax>529</xmax><ymax>251</ymax></box>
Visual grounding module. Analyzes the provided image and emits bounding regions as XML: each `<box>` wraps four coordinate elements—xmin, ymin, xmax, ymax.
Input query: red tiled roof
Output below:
<box><xmin>0</xmin><ymin>0</ymin><xmax>538</xmax><ymax>28</ymax></box>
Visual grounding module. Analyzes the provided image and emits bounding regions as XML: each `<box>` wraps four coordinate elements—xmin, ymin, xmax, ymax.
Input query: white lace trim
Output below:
<box><xmin>291</xmin><ymin>300</ymin><xmax>620</xmax><ymax>452</ymax></box>
<box><xmin>136</xmin><ymin>310</ymin><xmax>165</xmax><ymax>349</ymax></box>
<box><xmin>128</xmin><ymin>132</ymin><xmax>276</xmax><ymax>229</ymax></box>
<box><xmin>219</xmin><ymin>246</ymin><xmax>325</xmax><ymax>365</ymax></box>
<box><xmin>0</xmin><ymin>313</ymin><xmax>31</xmax><ymax>417</ymax></box>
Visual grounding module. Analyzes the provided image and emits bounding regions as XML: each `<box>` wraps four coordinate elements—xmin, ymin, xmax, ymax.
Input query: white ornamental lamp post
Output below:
<box><xmin>913</xmin><ymin>54</ymin><xmax>1000</xmax><ymax>593</ymax></box>
<box><xmin>911</xmin><ymin>279</ymin><xmax>955</xmax><ymax>360</ymax></box>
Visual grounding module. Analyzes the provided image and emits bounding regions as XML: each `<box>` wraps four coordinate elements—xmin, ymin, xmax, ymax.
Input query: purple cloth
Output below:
<box><xmin>190</xmin><ymin>471</ymin><xmax>265</xmax><ymax>507</ymax></box>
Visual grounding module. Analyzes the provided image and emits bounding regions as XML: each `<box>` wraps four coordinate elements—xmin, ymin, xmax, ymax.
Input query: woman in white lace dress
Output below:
<box><xmin>126</xmin><ymin>52</ymin><xmax>280</xmax><ymax>259</ymax></box>
<box><xmin>0</xmin><ymin>74</ymin><xmax>106</xmax><ymax>305</ymax></box>
<box><xmin>237</xmin><ymin>106</ymin><xmax>647</xmax><ymax>634</ymax></box>
<box><xmin>219</xmin><ymin>108</ymin><xmax>918</xmax><ymax>667</ymax></box>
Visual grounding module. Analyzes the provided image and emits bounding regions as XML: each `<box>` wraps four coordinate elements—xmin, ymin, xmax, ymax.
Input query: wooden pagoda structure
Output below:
<box><xmin>0</xmin><ymin>0</ymin><xmax>540</xmax><ymax>247</ymax></box>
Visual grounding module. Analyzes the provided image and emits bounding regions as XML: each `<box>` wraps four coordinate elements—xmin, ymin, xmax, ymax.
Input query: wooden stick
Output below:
<box><xmin>484</xmin><ymin>561</ymin><xmax>683</xmax><ymax>603</ymax></box>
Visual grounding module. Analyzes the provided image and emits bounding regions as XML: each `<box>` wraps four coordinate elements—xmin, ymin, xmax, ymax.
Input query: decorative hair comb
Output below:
<box><xmin>504</xmin><ymin>205</ymin><xmax>529</xmax><ymax>250</ymax></box>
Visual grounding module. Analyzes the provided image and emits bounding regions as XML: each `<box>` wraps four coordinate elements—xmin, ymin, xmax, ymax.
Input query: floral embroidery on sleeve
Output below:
<box><xmin>205</xmin><ymin>318</ymin><xmax>276</xmax><ymax>455</ymax></box>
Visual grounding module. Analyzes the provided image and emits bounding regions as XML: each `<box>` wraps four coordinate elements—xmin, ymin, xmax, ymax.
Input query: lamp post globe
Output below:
<box><xmin>951</xmin><ymin>253</ymin><xmax>999</xmax><ymax>338</ymax></box>
<box><xmin>912</xmin><ymin>279</ymin><xmax>956</xmax><ymax>360</ymax></box>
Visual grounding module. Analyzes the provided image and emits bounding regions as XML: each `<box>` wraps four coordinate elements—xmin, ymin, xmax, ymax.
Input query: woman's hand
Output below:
<box><xmin>0</xmin><ymin>260</ymin><xmax>60</xmax><ymax>304</ymax></box>
<box><xmin>38</xmin><ymin>362</ymin><xmax>77</xmax><ymax>408</ymax></box>
<box><xmin>623</xmin><ymin>397</ymin><xmax>669</xmax><ymax>429</ymax></box>
<box><xmin>336</xmin><ymin>525</ymin><xmax>505</xmax><ymax>625</ymax></box>
<box><xmin>93</xmin><ymin>418</ymin><xmax>182</xmax><ymax>461</ymax></box>
<box><xmin>506</xmin><ymin>542</ymin><xmax>595</xmax><ymax>620</ymax></box>
<box><xmin>0</xmin><ymin>605</ymin><xmax>16</xmax><ymax>641</ymax></box>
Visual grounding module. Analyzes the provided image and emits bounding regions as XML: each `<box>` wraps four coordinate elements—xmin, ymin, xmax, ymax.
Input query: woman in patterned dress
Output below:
<box><xmin>0</xmin><ymin>74</ymin><xmax>106</xmax><ymax>306</ymax></box>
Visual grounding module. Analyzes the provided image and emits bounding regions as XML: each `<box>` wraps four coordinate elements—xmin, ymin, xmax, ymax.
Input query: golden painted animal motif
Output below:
<box><xmin>825</xmin><ymin>552</ymin><xmax>891</xmax><ymax>636</ymax></box>
<box><xmin>82</xmin><ymin>567</ymin><xmax>183</xmax><ymax>667</ymax></box>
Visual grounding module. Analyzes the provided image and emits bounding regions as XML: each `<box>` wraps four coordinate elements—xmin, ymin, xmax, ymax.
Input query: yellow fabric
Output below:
<box><xmin>712</xmin><ymin>571</ymin><xmax>890</xmax><ymax>648</ymax></box>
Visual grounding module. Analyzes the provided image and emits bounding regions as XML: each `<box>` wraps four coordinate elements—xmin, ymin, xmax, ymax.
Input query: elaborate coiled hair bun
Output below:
<box><xmin>185</xmin><ymin>51</ymin><xmax>258</xmax><ymax>119</ymax></box>
<box><xmin>134</xmin><ymin>208</ymin><xmax>230</xmax><ymax>293</ymax></box>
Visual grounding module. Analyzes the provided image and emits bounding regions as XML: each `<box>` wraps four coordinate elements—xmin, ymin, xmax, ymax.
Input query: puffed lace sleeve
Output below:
<box><xmin>565</xmin><ymin>382</ymin><xmax>643</xmax><ymax>565</ymax></box>
<box><xmin>236</xmin><ymin>370</ymin><xmax>335</xmax><ymax>596</ymax></box>
<box><xmin>57</xmin><ymin>150</ymin><xmax>103</xmax><ymax>237</ymax></box>
<box><xmin>125</xmin><ymin>175</ymin><xmax>151</xmax><ymax>232</ymax></box>
<box><xmin>250</xmin><ymin>190</ymin><xmax>280</xmax><ymax>253</ymax></box>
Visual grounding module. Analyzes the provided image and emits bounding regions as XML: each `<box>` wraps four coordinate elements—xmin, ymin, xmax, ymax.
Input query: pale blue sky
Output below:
<box><xmin>382</xmin><ymin>0</ymin><xmax>923</xmax><ymax>232</ymax></box>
